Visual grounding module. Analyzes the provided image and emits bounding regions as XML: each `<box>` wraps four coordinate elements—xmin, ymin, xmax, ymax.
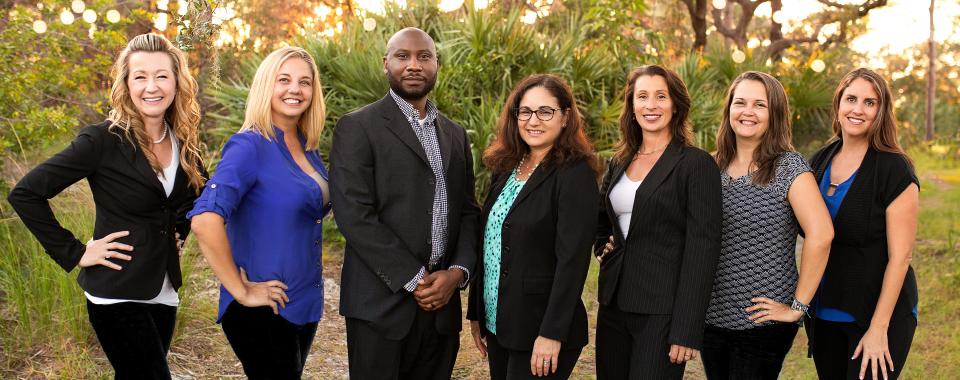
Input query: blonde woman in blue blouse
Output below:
<box><xmin>189</xmin><ymin>46</ymin><xmax>330</xmax><ymax>378</ymax></box>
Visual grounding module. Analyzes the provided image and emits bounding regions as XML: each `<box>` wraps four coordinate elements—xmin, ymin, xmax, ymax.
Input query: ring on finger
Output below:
<box><xmin>105</xmin><ymin>252</ymin><xmax>112</xmax><ymax>259</ymax></box>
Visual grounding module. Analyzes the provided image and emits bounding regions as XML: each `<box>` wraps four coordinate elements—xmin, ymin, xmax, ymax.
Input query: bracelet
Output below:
<box><xmin>790</xmin><ymin>298</ymin><xmax>810</xmax><ymax>316</ymax></box>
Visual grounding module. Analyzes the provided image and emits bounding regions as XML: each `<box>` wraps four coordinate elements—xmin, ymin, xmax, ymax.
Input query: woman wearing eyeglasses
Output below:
<box><xmin>466</xmin><ymin>74</ymin><xmax>599</xmax><ymax>379</ymax></box>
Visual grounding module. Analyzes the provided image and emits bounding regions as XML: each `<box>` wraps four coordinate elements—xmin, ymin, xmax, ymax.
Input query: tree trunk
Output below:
<box><xmin>926</xmin><ymin>0</ymin><xmax>936</xmax><ymax>141</ymax></box>
<box><xmin>769</xmin><ymin>0</ymin><xmax>783</xmax><ymax>59</ymax></box>
<box><xmin>683</xmin><ymin>0</ymin><xmax>709</xmax><ymax>52</ymax></box>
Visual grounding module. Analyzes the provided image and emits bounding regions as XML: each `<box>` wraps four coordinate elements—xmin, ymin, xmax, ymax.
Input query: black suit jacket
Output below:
<box><xmin>808</xmin><ymin>140</ymin><xmax>919</xmax><ymax>327</ymax></box>
<box><xmin>7</xmin><ymin>121</ymin><xmax>202</xmax><ymax>299</ymax></box>
<box><xmin>466</xmin><ymin>158</ymin><xmax>598</xmax><ymax>351</ymax></box>
<box><xmin>330</xmin><ymin>95</ymin><xmax>481</xmax><ymax>339</ymax></box>
<box><xmin>594</xmin><ymin>140</ymin><xmax>721</xmax><ymax>349</ymax></box>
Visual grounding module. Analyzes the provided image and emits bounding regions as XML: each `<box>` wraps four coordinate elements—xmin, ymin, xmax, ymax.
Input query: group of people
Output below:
<box><xmin>7</xmin><ymin>27</ymin><xmax>918</xmax><ymax>380</ymax></box>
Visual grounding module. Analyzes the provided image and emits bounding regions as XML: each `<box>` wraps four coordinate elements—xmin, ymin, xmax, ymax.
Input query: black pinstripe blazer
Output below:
<box><xmin>594</xmin><ymin>140</ymin><xmax>722</xmax><ymax>349</ymax></box>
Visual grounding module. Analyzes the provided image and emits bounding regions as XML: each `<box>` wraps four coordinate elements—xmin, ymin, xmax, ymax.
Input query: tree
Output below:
<box><xmin>765</xmin><ymin>0</ymin><xmax>888</xmax><ymax>59</ymax></box>
<box><xmin>680</xmin><ymin>0</ymin><xmax>708</xmax><ymax>52</ymax></box>
<box><xmin>926</xmin><ymin>0</ymin><xmax>936</xmax><ymax>141</ymax></box>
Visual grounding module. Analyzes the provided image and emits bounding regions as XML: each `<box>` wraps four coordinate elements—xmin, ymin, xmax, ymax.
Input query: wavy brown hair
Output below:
<box><xmin>482</xmin><ymin>74</ymin><xmax>597</xmax><ymax>175</ymax></box>
<box><xmin>612</xmin><ymin>65</ymin><xmax>693</xmax><ymax>165</ymax></box>
<box><xmin>714</xmin><ymin>71</ymin><xmax>794</xmax><ymax>185</ymax></box>
<box><xmin>107</xmin><ymin>33</ymin><xmax>205</xmax><ymax>193</ymax></box>
<box><xmin>830</xmin><ymin>68</ymin><xmax>908</xmax><ymax>157</ymax></box>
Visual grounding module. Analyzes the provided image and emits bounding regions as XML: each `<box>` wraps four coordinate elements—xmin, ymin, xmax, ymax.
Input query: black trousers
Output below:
<box><xmin>595</xmin><ymin>305</ymin><xmax>685</xmax><ymax>380</ymax></box>
<box><xmin>701</xmin><ymin>323</ymin><xmax>800</xmax><ymax>380</ymax></box>
<box><xmin>346</xmin><ymin>307</ymin><xmax>459</xmax><ymax>380</ymax></box>
<box><xmin>484</xmin><ymin>328</ymin><xmax>582</xmax><ymax>380</ymax></box>
<box><xmin>220</xmin><ymin>301</ymin><xmax>319</xmax><ymax>380</ymax></box>
<box><xmin>86</xmin><ymin>300</ymin><xmax>177</xmax><ymax>380</ymax></box>
<box><xmin>810</xmin><ymin>318</ymin><xmax>916</xmax><ymax>380</ymax></box>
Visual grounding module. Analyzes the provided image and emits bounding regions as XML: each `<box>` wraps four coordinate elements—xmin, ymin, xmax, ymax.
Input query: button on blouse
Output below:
<box><xmin>187</xmin><ymin>128</ymin><xmax>331</xmax><ymax>325</ymax></box>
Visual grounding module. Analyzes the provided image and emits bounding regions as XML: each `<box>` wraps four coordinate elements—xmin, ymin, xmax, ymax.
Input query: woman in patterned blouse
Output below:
<box><xmin>702</xmin><ymin>71</ymin><xmax>833</xmax><ymax>379</ymax></box>
<box><xmin>466</xmin><ymin>74</ymin><xmax>598</xmax><ymax>379</ymax></box>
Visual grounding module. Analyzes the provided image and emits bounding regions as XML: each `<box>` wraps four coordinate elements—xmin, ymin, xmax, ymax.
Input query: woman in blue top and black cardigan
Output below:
<box><xmin>807</xmin><ymin>68</ymin><xmax>919</xmax><ymax>380</ymax></box>
<box><xmin>189</xmin><ymin>47</ymin><xmax>330</xmax><ymax>378</ymax></box>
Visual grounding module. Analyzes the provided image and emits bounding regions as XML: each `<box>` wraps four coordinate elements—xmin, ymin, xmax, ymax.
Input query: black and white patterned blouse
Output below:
<box><xmin>705</xmin><ymin>151</ymin><xmax>811</xmax><ymax>330</ymax></box>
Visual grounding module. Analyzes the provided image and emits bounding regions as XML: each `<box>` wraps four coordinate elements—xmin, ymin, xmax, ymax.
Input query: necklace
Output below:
<box><xmin>151</xmin><ymin>122</ymin><xmax>169</xmax><ymax>144</ymax></box>
<box><xmin>635</xmin><ymin>144</ymin><xmax>668</xmax><ymax>158</ymax></box>
<box><xmin>516</xmin><ymin>154</ymin><xmax>541</xmax><ymax>180</ymax></box>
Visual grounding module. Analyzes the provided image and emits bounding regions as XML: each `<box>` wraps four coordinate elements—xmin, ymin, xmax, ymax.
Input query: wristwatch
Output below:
<box><xmin>791</xmin><ymin>298</ymin><xmax>810</xmax><ymax>317</ymax></box>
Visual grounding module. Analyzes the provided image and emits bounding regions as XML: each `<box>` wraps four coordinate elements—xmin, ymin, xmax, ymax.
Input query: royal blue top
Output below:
<box><xmin>815</xmin><ymin>161</ymin><xmax>918</xmax><ymax>322</ymax></box>
<box><xmin>187</xmin><ymin>128</ymin><xmax>330</xmax><ymax>325</ymax></box>
<box><xmin>816</xmin><ymin>162</ymin><xmax>858</xmax><ymax>322</ymax></box>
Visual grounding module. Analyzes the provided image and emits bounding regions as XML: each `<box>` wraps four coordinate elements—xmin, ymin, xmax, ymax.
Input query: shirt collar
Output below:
<box><xmin>389</xmin><ymin>89</ymin><xmax>438</xmax><ymax>126</ymax></box>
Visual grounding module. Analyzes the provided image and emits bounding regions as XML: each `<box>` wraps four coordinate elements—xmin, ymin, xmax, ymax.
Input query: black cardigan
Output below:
<box><xmin>7</xmin><ymin>121</ymin><xmax>202</xmax><ymax>299</ymax></box>
<box><xmin>808</xmin><ymin>139</ymin><xmax>919</xmax><ymax>327</ymax></box>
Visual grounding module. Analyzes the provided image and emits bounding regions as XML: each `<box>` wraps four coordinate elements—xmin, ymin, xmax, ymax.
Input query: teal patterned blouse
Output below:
<box><xmin>482</xmin><ymin>171</ymin><xmax>527</xmax><ymax>334</ymax></box>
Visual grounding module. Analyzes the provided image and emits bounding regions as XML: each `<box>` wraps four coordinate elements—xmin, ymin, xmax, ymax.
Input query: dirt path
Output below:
<box><xmin>168</xmin><ymin>245</ymin><xmax>707</xmax><ymax>379</ymax></box>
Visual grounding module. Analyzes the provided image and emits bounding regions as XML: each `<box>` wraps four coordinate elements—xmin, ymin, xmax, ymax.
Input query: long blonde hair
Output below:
<box><xmin>108</xmin><ymin>33</ymin><xmax>205</xmax><ymax>193</ymax></box>
<box><xmin>240</xmin><ymin>47</ymin><xmax>325</xmax><ymax>150</ymax></box>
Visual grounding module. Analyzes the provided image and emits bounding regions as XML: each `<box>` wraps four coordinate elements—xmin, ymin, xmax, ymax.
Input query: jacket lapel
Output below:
<box><xmin>435</xmin><ymin>117</ymin><xmax>453</xmax><ymax>172</ymax></box>
<box><xmin>604</xmin><ymin>159</ymin><xmax>629</xmax><ymax>243</ymax></box>
<box><xmin>625</xmin><ymin>141</ymin><xmax>683</xmax><ymax>238</ymax></box>
<box><xmin>378</xmin><ymin>96</ymin><xmax>430</xmax><ymax>167</ymax></box>
<box><xmin>117</xmin><ymin>133</ymin><xmax>165</xmax><ymax>197</ymax></box>
<box><xmin>506</xmin><ymin>161</ymin><xmax>558</xmax><ymax>219</ymax></box>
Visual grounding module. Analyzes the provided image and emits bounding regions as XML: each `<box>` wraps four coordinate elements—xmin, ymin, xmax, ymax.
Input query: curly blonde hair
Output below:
<box><xmin>108</xmin><ymin>33</ymin><xmax>205</xmax><ymax>193</ymax></box>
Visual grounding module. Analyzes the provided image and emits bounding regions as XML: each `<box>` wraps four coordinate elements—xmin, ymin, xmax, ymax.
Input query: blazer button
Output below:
<box><xmin>160</xmin><ymin>230</ymin><xmax>166</xmax><ymax>236</ymax></box>
<box><xmin>314</xmin><ymin>240</ymin><xmax>321</xmax><ymax>246</ymax></box>
<box><xmin>315</xmin><ymin>219</ymin><xmax>322</xmax><ymax>224</ymax></box>
<box><xmin>210</xmin><ymin>183</ymin><xmax>217</xmax><ymax>189</ymax></box>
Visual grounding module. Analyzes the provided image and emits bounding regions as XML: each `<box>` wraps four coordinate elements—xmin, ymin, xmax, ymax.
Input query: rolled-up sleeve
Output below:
<box><xmin>187</xmin><ymin>133</ymin><xmax>259</xmax><ymax>220</ymax></box>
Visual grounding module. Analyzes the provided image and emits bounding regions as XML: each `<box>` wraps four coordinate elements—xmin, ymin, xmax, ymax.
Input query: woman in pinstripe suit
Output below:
<box><xmin>594</xmin><ymin>65</ymin><xmax>722</xmax><ymax>379</ymax></box>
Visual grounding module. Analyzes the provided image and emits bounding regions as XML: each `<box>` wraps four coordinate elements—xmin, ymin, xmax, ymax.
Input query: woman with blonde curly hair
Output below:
<box><xmin>189</xmin><ymin>46</ymin><xmax>330</xmax><ymax>378</ymax></box>
<box><xmin>8</xmin><ymin>33</ymin><xmax>206</xmax><ymax>379</ymax></box>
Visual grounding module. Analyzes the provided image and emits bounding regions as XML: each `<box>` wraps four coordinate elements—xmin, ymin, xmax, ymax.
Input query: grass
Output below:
<box><xmin>0</xmin><ymin>150</ymin><xmax>957</xmax><ymax>378</ymax></box>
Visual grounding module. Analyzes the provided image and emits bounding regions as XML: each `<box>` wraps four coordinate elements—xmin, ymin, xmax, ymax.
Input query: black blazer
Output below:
<box><xmin>330</xmin><ymin>95</ymin><xmax>481</xmax><ymax>340</ymax></box>
<box><xmin>7</xmin><ymin>121</ymin><xmax>202</xmax><ymax>299</ymax></box>
<box><xmin>808</xmin><ymin>140</ymin><xmax>919</xmax><ymax>327</ymax></box>
<box><xmin>466</xmin><ymin>158</ymin><xmax>598</xmax><ymax>351</ymax></box>
<box><xmin>594</xmin><ymin>140</ymin><xmax>721</xmax><ymax>349</ymax></box>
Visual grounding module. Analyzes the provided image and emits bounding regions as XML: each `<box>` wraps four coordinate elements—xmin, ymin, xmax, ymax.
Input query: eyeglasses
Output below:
<box><xmin>515</xmin><ymin>106</ymin><xmax>563</xmax><ymax>121</ymax></box>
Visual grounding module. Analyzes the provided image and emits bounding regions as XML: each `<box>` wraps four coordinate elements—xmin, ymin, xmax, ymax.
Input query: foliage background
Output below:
<box><xmin>1</xmin><ymin>0</ymin><xmax>958</xmax><ymax>378</ymax></box>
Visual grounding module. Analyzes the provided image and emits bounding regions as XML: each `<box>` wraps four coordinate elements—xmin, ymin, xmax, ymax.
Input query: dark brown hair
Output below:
<box><xmin>830</xmin><ymin>68</ymin><xmax>907</xmax><ymax>157</ymax></box>
<box><xmin>612</xmin><ymin>65</ymin><xmax>693</xmax><ymax>164</ymax></box>
<box><xmin>482</xmin><ymin>74</ymin><xmax>597</xmax><ymax>174</ymax></box>
<box><xmin>714</xmin><ymin>71</ymin><xmax>794</xmax><ymax>185</ymax></box>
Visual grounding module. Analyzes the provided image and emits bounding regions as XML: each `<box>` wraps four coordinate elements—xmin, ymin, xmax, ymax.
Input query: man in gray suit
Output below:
<box><xmin>330</xmin><ymin>27</ymin><xmax>480</xmax><ymax>380</ymax></box>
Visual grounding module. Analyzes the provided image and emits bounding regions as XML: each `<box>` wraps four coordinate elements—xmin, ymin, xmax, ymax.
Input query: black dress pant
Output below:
<box><xmin>220</xmin><ymin>301</ymin><xmax>319</xmax><ymax>380</ymax></box>
<box><xmin>810</xmin><ymin>317</ymin><xmax>916</xmax><ymax>380</ymax></box>
<box><xmin>595</xmin><ymin>304</ymin><xmax>685</xmax><ymax>380</ymax></box>
<box><xmin>346</xmin><ymin>307</ymin><xmax>459</xmax><ymax>380</ymax></box>
<box><xmin>701</xmin><ymin>322</ymin><xmax>799</xmax><ymax>380</ymax></box>
<box><xmin>86</xmin><ymin>300</ymin><xmax>177</xmax><ymax>380</ymax></box>
<box><xmin>484</xmin><ymin>328</ymin><xmax>582</xmax><ymax>380</ymax></box>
